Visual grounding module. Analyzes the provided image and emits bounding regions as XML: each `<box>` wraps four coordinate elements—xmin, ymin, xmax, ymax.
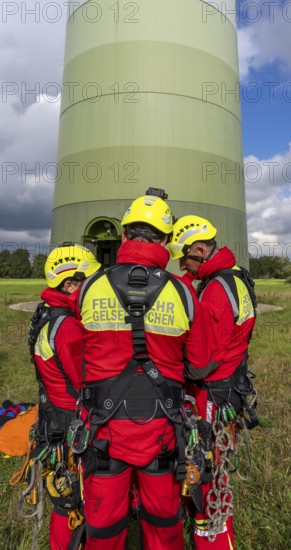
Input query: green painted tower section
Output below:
<box><xmin>52</xmin><ymin>0</ymin><xmax>247</xmax><ymax>267</ymax></box>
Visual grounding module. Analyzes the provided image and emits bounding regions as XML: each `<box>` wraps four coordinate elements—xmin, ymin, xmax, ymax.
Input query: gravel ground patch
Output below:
<box><xmin>9</xmin><ymin>301</ymin><xmax>40</xmax><ymax>312</ymax></box>
<box><xmin>9</xmin><ymin>301</ymin><xmax>283</xmax><ymax>314</ymax></box>
<box><xmin>256</xmin><ymin>303</ymin><xmax>283</xmax><ymax>313</ymax></box>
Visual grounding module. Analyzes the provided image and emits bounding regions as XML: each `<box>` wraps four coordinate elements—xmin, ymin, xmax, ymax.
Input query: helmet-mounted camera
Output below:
<box><xmin>145</xmin><ymin>187</ymin><xmax>168</xmax><ymax>200</ymax></box>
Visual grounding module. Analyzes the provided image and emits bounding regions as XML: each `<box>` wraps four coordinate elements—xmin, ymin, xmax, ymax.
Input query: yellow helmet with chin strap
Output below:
<box><xmin>45</xmin><ymin>242</ymin><xmax>101</xmax><ymax>288</ymax></box>
<box><xmin>121</xmin><ymin>194</ymin><xmax>174</xmax><ymax>235</ymax></box>
<box><xmin>169</xmin><ymin>215</ymin><xmax>217</xmax><ymax>260</ymax></box>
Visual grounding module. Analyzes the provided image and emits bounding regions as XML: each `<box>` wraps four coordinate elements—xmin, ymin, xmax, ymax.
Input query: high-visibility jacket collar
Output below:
<box><xmin>41</xmin><ymin>287</ymin><xmax>72</xmax><ymax>308</ymax></box>
<box><xmin>117</xmin><ymin>241</ymin><xmax>170</xmax><ymax>270</ymax></box>
<box><xmin>198</xmin><ymin>246</ymin><xmax>236</xmax><ymax>280</ymax></box>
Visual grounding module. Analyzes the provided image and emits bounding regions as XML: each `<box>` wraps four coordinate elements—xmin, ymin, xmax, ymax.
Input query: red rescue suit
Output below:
<box><xmin>76</xmin><ymin>241</ymin><xmax>213</xmax><ymax>550</ymax></box>
<box><xmin>33</xmin><ymin>287</ymin><xmax>84</xmax><ymax>550</ymax></box>
<box><xmin>35</xmin><ymin>288</ymin><xmax>83</xmax><ymax>409</ymax></box>
<box><xmin>186</xmin><ymin>247</ymin><xmax>256</xmax><ymax>550</ymax></box>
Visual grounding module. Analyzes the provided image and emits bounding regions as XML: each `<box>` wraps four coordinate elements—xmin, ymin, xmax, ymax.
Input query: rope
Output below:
<box><xmin>9</xmin><ymin>439</ymin><xmax>35</xmax><ymax>486</ymax></box>
<box><xmin>236</xmin><ymin>426</ymin><xmax>252</xmax><ymax>481</ymax></box>
<box><xmin>17</xmin><ymin>459</ymin><xmax>44</xmax><ymax>550</ymax></box>
<box><xmin>31</xmin><ymin>461</ymin><xmax>44</xmax><ymax>550</ymax></box>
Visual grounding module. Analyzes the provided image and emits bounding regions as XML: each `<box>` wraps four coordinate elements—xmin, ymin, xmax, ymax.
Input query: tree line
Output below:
<box><xmin>0</xmin><ymin>249</ymin><xmax>291</xmax><ymax>281</ymax></box>
<box><xmin>249</xmin><ymin>256</ymin><xmax>291</xmax><ymax>281</ymax></box>
<box><xmin>0</xmin><ymin>249</ymin><xmax>47</xmax><ymax>278</ymax></box>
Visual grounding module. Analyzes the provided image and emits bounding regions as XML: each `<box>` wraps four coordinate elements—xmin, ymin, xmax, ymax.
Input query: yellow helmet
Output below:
<box><xmin>45</xmin><ymin>243</ymin><xmax>101</xmax><ymax>288</ymax></box>
<box><xmin>169</xmin><ymin>216</ymin><xmax>217</xmax><ymax>260</ymax></box>
<box><xmin>121</xmin><ymin>195</ymin><xmax>173</xmax><ymax>235</ymax></box>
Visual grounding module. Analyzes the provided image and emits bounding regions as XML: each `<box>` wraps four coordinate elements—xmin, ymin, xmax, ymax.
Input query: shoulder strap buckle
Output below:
<box><xmin>128</xmin><ymin>265</ymin><xmax>149</xmax><ymax>286</ymax></box>
<box><xmin>127</xmin><ymin>303</ymin><xmax>147</xmax><ymax>317</ymax></box>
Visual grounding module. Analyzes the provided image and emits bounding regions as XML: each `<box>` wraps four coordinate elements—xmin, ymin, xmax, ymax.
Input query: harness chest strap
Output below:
<box><xmin>29</xmin><ymin>303</ymin><xmax>78</xmax><ymax>437</ymax></box>
<box><xmin>81</xmin><ymin>264</ymin><xmax>193</xmax><ymax>401</ymax></box>
<box><xmin>197</xmin><ymin>266</ymin><xmax>257</xmax><ymax>324</ymax></box>
<box><xmin>29</xmin><ymin>303</ymin><xmax>78</xmax><ymax>398</ymax></box>
<box><xmin>80</xmin><ymin>264</ymin><xmax>194</xmax><ymax>480</ymax></box>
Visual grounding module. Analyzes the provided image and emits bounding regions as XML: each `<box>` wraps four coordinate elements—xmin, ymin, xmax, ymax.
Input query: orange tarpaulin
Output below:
<box><xmin>0</xmin><ymin>405</ymin><xmax>38</xmax><ymax>456</ymax></box>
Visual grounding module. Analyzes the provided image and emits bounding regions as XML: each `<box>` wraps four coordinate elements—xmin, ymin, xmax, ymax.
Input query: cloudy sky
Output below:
<box><xmin>0</xmin><ymin>0</ymin><xmax>291</xmax><ymax>257</ymax></box>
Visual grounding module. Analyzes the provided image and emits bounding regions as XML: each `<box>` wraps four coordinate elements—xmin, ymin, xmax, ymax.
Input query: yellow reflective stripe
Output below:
<box><xmin>195</xmin><ymin>520</ymin><xmax>208</xmax><ymax>531</ymax></box>
<box><xmin>228</xmin><ymin>534</ymin><xmax>234</xmax><ymax>550</ymax></box>
<box><xmin>35</xmin><ymin>323</ymin><xmax>54</xmax><ymax>360</ymax></box>
<box><xmin>195</xmin><ymin>519</ymin><xmax>208</xmax><ymax>526</ymax></box>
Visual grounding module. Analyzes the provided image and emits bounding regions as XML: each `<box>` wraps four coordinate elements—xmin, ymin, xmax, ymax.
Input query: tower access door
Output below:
<box><xmin>82</xmin><ymin>217</ymin><xmax>122</xmax><ymax>269</ymax></box>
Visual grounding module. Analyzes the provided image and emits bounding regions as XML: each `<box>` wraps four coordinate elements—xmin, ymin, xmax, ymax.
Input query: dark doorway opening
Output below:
<box><xmin>82</xmin><ymin>217</ymin><xmax>122</xmax><ymax>268</ymax></box>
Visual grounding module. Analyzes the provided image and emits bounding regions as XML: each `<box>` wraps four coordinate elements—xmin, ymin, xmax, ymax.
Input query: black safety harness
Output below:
<box><xmin>79</xmin><ymin>264</ymin><xmax>194</xmax><ymax>480</ymax></box>
<box><xmin>197</xmin><ymin>266</ymin><xmax>257</xmax><ymax>319</ymax></box>
<box><xmin>28</xmin><ymin>302</ymin><xmax>78</xmax><ymax>443</ymax></box>
<box><xmin>196</xmin><ymin>267</ymin><xmax>259</xmax><ymax>429</ymax></box>
<box><xmin>27</xmin><ymin>304</ymin><xmax>85</xmax><ymax>542</ymax></box>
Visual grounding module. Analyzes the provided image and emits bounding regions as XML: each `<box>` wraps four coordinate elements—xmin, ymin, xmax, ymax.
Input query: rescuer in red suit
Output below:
<box><xmin>170</xmin><ymin>216</ymin><xmax>257</xmax><ymax>550</ymax></box>
<box><xmin>31</xmin><ymin>243</ymin><xmax>100</xmax><ymax>550</ymax></box>
<box><xmin>74</xmin><ymin>193</ymin><xmax>216</xmax><ymax>550</ymax></box>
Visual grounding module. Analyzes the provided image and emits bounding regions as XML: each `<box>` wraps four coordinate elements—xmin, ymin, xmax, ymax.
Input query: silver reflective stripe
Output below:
<box><xmin>174</xmin><ymin>280</ymin><xmax>194</xmax><ymax>322</ymax></box>
<box><xmin>78</xmin><ymin>273</ymin><xmax>96</xmax><ymax>308</ymax></box>
<box><xmin>144</xmin><ymin>324</ymin><xmax>186</xmax><ymax>336</ymax></box>
<box><xmin>83</xmin><ymin>321</ymin><xmax>186</xmax><ymax>335</ymax></box>
<box><xmin>206</xmin><ymin>400</ymin><xmax>213</xmax><ymax>424</ymax></box>
<box><xmin>194</xmin><ymin>524</ymin><xmax>227</xmax><ymax>537</ymax></box>
<box><xmin>237</xmin><ymin>311</ymin><xmax>254</xmax><ymax>325</ymax></box>
<box><xmin>199</xmin><ymin>288</ymin><xmax>206</xmax><ymax>300</ymax></box>
<box><xmin>49</xmin><ymin>316</ymin><xmax>67</xmax><ymax>351</ymax></box>
<box><xmin>215</xmin><ymin>276</ymin><xmax>239</xmax><ymax>319</ymax></box>
<box><xmin>83</xmin><ymin>322</ymin><xmax>131</xmax><ymax>331</ymax></box>
<box><xmin>179</xmin><ymin>227</ymin><xmax>200</xmax><ymax>244</ymax></box>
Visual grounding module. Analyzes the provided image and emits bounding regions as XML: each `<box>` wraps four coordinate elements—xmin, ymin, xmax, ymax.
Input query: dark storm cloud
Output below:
<box><xmin>0</xmin><ymin>2</ymin><xmax>66</xmax><ymax>246</ymax></box>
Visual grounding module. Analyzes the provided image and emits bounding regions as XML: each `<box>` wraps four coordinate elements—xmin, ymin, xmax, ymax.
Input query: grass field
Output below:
<box><xmin>0</xmin><ymin>279</ymin><xmax>290</xmax><ymax>549</ymax></box>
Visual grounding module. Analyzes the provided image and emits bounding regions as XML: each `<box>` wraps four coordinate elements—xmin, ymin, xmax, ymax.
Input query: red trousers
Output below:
<box><xmin>192</xmin><ymin>387</ymin><xmax>236</xmax><ymax>550</ymax></box>
<box><xmin>83</xmin><ymin>467</ymin><xmax>184</xmax><ymax>550</ymax></box>
<box><xmin>50</xmin><ymin>509</ymin><xmax>73</xmax><ymax>550</ymax></box>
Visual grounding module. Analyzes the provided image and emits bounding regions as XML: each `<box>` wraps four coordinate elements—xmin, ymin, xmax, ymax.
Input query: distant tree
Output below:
<box><xmin>282</xmin><ymin>263</ymin><xmax>291</xmax><ymax>279</ymax></box>
<box><xmin>271</xmin><ymin>256</ymin><xmax>290</xmax><ymax>278</ymax></box>
<box><xmin>0</xmin><ymin>250</ymin><xmax>11</xmax><ymax>278</ymax></box>
<box><xmin>31</xmin><ymin>253</ymin><xmax>47</xmax><ymax>278</ymax></box>
<box><xmin>9</xmin><ymin>249</ymin><xmax>32</xmax><ymax>278</ymax></box>
<box><xmin>249</xmin><ymin>257</ymin><xmax>262</xmax><ymax>279</ymax></box>
<box><xmin>249</xmin><ymin>256</ymin><xmax>290</xmax><ymax>279</ymax></box>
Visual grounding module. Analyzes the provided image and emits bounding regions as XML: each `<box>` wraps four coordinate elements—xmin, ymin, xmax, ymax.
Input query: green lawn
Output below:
<box><xmin>254</xmin><ymin>278</ymin><xmax>291</xmax><ymax>291</ymax></box>
<box><xmin>0</xmin><ymin>279</ymin><xmax>290</xmax><ymax>549</ymax></box>
<box><xmin>0</xmin><ymin>279</ymin><xmax>45</xmax><ymax>306</ymax></box>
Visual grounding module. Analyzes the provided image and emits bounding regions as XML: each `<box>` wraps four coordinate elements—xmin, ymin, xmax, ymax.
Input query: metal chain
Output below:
<box><xmin>206</xmin><ymin>419</ymin><xmax>234</xmax><ymax>542</ymax></box>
